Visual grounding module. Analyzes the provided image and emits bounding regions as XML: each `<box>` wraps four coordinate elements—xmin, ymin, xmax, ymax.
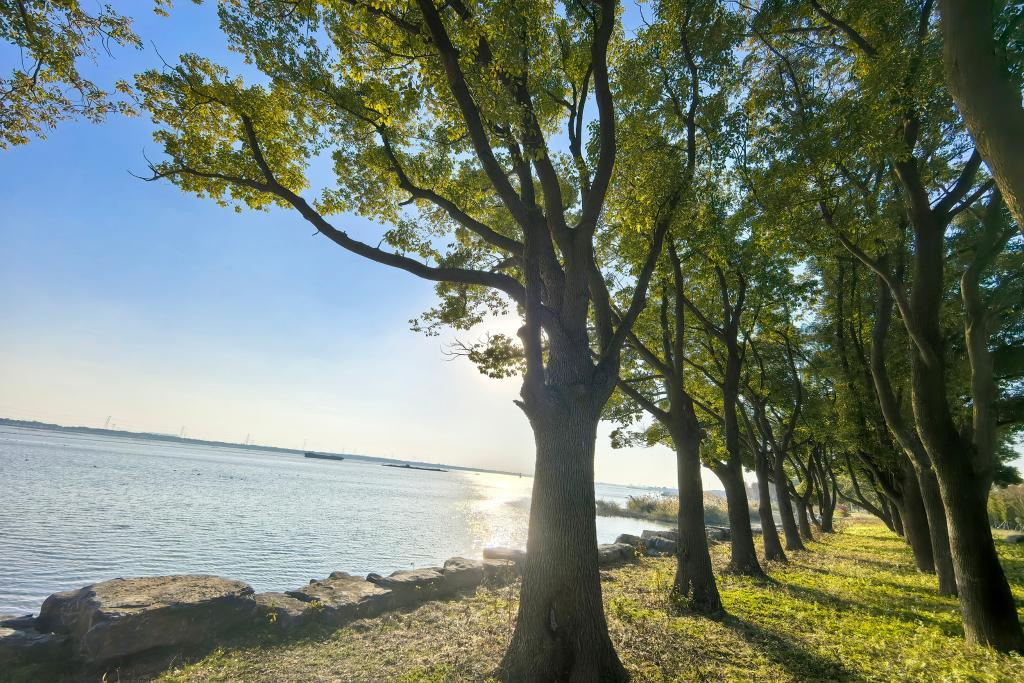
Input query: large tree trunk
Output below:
<box><xmin>500</xmin><ymin>393</ymin><xmax>627</xmax><ymax>682</ymax></box>
<box><xmin>867</xmin><ymin>262</ymin><xmax>956</xmax><ymax>594</ymax></box>
<box><xmin>900</xmin><ymin>196</ymin><xmax>1024</xmax><ymax>651</ymax></box>
<box><xmin>935</xmin><ymin>460</ymin><xmax>1023</xmax><ymax>652</ymax></box>
<box><xmin>915</xmin><ymin>466</ymin><xmax>957</xmax><ymax>596</ymax></box>
<box><xmin>716</xmin><ymin>462</ymin><xmax>764</xmax><ymax>577</ymax></box>
<box><xmin>937</xmin><ymin>0</ymin><xmax>1024</xmax><ymax>235</ymax></box>
<box><xmin>818</xmin><ymin>502</ymin><xmax>834</xmax><ymax>533</ymax></box>
<box><xmin>671</xmin><ymin>419</ymin><xmax>722</xmax><ymax>613</ymax></box>
<box><xmin>795</xmin><ymin>496</ymin><xmax>814</xmax><ymax>541</ymax></box>
<box><xmin>773</xmin><ymin>452</ymin><xmax>805</xmax><ymax>551</ymax></box>
<box><xmin>897</xmin><ymin>461</ymin><xmax>936</xmax><ymax>574</ymax></box>
<box><xmin>755</xmin><ymin>450</ymin><xmax>787</xmax><ymax>562</ymax></box>
<box><xmin>718</xmin><ymin>344</ymin><xmax>765</xmax><ymax>578</ymax></box>
<box><xmin>889</xmin><ymin>498</ymin><xmax>905</xmax><ymax>537</ymax></box>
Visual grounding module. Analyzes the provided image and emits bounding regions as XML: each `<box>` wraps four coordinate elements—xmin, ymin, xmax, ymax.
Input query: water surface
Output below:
<box><xmin>0</xmin><ymin>426</ymin><xmax>668</xmax><ymax>613</ymax></box>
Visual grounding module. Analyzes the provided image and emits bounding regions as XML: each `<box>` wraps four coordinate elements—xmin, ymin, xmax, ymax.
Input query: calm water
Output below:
<box><xmin>0</xmin><ymin>427</ymin><xmax>668</xmax><ymax>614</ymax></box>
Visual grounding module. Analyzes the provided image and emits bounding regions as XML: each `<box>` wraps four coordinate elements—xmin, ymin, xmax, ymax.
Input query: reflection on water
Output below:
<box><xmin>0</xmin><ymin>427</ymin><xmax>669</xmax><ymax>613</ymax></box>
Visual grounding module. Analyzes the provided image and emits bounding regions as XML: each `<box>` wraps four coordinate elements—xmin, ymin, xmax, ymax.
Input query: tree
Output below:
<box><xmin>132</xmin><ymin>1</ymin><xmax>676</xmax><ymax>678</ymax></box>
<box><xmin>937</xmin><ymin>0</ymin><xmax>1024</xmax><ymax>235</ymax></box>
<box><xmin>748</xmin><ymin>0</ymin><xmax>1024</xmax><ymax>651</ymax></box>
<box><xmin>0</xmin><ymin>0</ymin><xmax>159</xmax><ymax>148</ymax></box>
<box><xmin>603</xmin><ymin>0</ymin><xmax>742</xmax><ymax>612</ymax></box>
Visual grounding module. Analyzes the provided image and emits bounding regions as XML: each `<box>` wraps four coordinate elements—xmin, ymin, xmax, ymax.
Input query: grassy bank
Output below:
<box><xmin>595</xmin><ymin>493</ymin><xmax>742</xmax><ymax>527</ymax></box>
<box><xmin>13</xmin><ymin>518</ymin><xmax>1024</xmax><ymax>682</ymax></box>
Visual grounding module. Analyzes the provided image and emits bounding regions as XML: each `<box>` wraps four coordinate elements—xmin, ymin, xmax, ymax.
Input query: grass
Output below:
<box><xmin>8</xmin><ymin>518</ymin><xmax>1024</xmax><ymax>682</ymax></box>
<box><xmin>596</xmin><ymin>493</ymin><xmax>741</xmax><ymax>526</ymax></box>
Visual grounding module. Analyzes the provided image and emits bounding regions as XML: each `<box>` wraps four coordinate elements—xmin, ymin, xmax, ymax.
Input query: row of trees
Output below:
<box><xmin>4</xmin><ymin>0</ymin><xmax>1022</xmax><ymax>679</ymax></box>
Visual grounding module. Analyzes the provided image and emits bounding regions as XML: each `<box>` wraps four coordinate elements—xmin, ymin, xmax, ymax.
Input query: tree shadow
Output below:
<box><xmin>768</xmin><ymin>578</ymin><xmax>964</xmax><ymax>639</ymax></box>
<box><xmin>716</xmin><ymin>612</ymin><xmax>868</xmax><ymax>683</ymax></box>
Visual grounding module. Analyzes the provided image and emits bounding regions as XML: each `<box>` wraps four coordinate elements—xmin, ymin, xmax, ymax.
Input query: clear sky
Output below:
<box><xmin>0</xmin><ymin>2</ymin><xmax>718</xmax><ymax>488</ymax></box>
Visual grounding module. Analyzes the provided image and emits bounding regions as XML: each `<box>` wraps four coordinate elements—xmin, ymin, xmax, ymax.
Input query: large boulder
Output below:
<box><xmin>598</xmin><ymin>543</ymin><xmax>635</xmax><ymax>566</ymax></box>
<box><xmin>483</xmin><ymin>547</ymin><xmax>527</xmax><ymax>563</ymax></box>
<box><xmin>286</xmin><ymin>571</ymin><xmax>393</xmax><ymax>622</ymax></box>
<box><xmin>442</xmin><ymin>557</ymin><xmax>485</xmax><ymax>592</ymax></box>
<box><xmin>1005</xmin><ymin>534</ymin><xmax>1024</xmax><ymax>544</ymax></box>
<box><xmin>367</xmin><ymin>568</ymin><xmax>447</xmax><ymax>606</ymax></box>
<box><xmin>0</xmin><ymin>626</ymin><xmax>69</xmax><ymax>668</ymax></box>
<box><xmin>642</xmin><ymin>529</ymin><xmax>678</xmax><ymax>542</ymax></box>
<box><xmin>644</xmin><ymin>536</ymin><xmax>678</xmax><ymax>555</ymax></box>
<box><xmin>0</xmin><ymin>614</ymin><xmax>37</xmax><ymax>630</ymax></box>
<box><xmin>614</xmin><ymin>533</ymin><xmax>641</xmax><ymax>547</ymax></box>
<box><xmin>482</xmin><ymin>559</ymin><xmax>519</xmax><ymax>585</ymax></box>
<box><xmin>253</xmin><ymin>592</ymin><xmax>315</xmax><ymax>629</ymax></box>
<box><xmin>36</xmin><ymin>575</ymin><xmax>255</xmax><ymax>665</ymax></box>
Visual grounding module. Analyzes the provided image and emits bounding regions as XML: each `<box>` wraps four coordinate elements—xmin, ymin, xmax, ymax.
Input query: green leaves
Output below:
<box><xmin>134</xmin><ymin>54</ymin><xmax>319</xmax><ymax>210</ymax></box>
<box><xmin>0</xmin><ymin>0</ymin><xmax>151</xmax><ymax>148</ymax></box>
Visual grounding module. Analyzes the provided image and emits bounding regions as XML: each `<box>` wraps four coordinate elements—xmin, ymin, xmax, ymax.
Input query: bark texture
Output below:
<box><xmin>502</xmin><ymin>391</ymin><xmax>627</xmax><ymax>682</ymax></box>
<box><xmin>897</xmin><ymin>462</ymin><xmax>935</xmax><ymax>574</ymax></box>
<box><xmin>755</xmin><ymin>449</ymin><xmax>787</xmax><ymax>562</ymax></box>
<box><xmin>773</xmin><ymin>452</ymin><xmax>805</xmax><ymax>551</ymax></box>
<box><xmin>938</xmin><ymin>0</ymin><xmax>1024</xmax><ymax>235</ymax></box>
<box><xmin>672</xmin><ymin>417</ymin><xmax>722</xmax><ymax>613</ymax></box>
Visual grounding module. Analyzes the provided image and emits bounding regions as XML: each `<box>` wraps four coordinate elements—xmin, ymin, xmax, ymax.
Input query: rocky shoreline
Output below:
<box><xmin>0</xmin><ymin>531</ymin><xmax>695</xmax><ymax>673</ymax></box>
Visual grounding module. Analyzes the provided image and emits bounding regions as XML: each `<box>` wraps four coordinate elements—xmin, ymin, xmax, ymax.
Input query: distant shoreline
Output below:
<box><xmin>0</xmin><ymin>418</ymin><xmax>526</xmax><ymax>479</ymax></box>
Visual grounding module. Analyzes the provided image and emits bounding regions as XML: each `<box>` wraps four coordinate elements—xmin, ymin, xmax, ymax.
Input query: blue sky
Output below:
<box><xmin>0</xmin><ymin>2</ymin><xmax>707</xmax><ymax>487</ymax></box>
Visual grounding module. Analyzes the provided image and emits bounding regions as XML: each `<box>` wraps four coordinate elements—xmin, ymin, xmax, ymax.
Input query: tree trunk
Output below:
<box><xmin>807</xmin><ymin>501</ymin><xmax>821</xmax><ymax>530</ymax></box>
<box><xmin>795</xmin><ymin>497</ymin><xmax>814</xmax><ymax>541</ymax></box>
<box><xmin>938</xmin><ymin>0</ymin><xmax>1024</xmax><ymax>235</ymax></box>
<box><xmin>755</xmin><ymin>450</ymin><xmax>787</xmax><ymax>562</ymax></box>
<box><xmin>817</xmin><ymin>466</ymin><xmax>837</xmax><ymax>533</ymax></box>
<box><xmin>900</xmin><ymin>198</ymin><xmax>1024</xmax><ymax>651</ymax></box>
<box><xmin>936</xmin><ymin>463</ymin><xmax>1024</xmax><ymax>652</ymax></box>
<box><xmin>889</xmin><ymin>498</ymin><xmax>905</xmax><ymax>537</ymax></box>
<box><xmin>773</xmin><ymin>452</ymin><xmax>805</xmax><ymax>551</ymax></box>
<box><xmin>500</xmin><ymin>395</ymin><xmax>627</xmax><ymax>682</ymax></box>
<box><xmin>716</xmin><ymin>462</ymin><xmax>765</xmax><ymax>577</ymax></box>
<box><xmin>819</xmin><ymin>503</ymin><xmax>834</xmax><ymax>533</ymax></box>
<box><xmin>915</xmin><ymin>466</ymin><xmax>957</xmax><ymax>596</ymax></box>
<box><xmin>897</xmin><ymin>461</ymin><xmax>936</xmax><ymax>574</ymax></box>
<box><xmin>671</xmin><ymin>420</ymin><xmax>722</xmax><ymax>613</ymax></box>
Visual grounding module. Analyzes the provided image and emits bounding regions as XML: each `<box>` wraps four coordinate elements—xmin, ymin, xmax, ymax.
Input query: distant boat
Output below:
<box><xmin>384</xmin><ymin>463</ymin><xmax>448</xmax><ymax>473</ymax></box>
<box><xmin>304</xmin><ymin>452</ymin><xmax>345</xmax><ymax>462</ymax></box>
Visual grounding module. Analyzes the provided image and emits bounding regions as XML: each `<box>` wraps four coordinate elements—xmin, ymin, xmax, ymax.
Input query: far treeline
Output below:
<box><xmin>3</xmin><ymin>0</ymin><xmax>1022</xmax><ymax>680</ymax></box>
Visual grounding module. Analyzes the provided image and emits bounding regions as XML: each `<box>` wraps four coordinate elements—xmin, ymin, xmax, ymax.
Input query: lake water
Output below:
<box><xmin>0</xmin><ymin>426</ymin><xmax>669</xmax><ymax>614</ymax></box>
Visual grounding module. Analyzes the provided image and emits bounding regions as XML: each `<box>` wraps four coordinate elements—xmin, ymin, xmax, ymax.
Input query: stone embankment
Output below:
<box><xmin>0</xmin><ymin>540</ymin><xmax>647</xmax><ymax>672</ymax></box>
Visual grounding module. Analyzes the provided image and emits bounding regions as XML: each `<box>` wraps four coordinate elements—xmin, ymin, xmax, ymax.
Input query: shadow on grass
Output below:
<box><xmin>768</xmin><ymin>578</ymin><xmax>964</xmax><ymax>639</ymax></box>
<box><xmin>717</xmin><ymin>613</ymin><xmax>867</xmax><ymax>683</ymax></box>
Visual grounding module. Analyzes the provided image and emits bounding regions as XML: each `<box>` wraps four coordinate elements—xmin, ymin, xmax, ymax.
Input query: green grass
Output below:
<box><xmin>10</xmin><ymin>518</ymin><xmax>1024</xmax><ymax>682</ymax></box>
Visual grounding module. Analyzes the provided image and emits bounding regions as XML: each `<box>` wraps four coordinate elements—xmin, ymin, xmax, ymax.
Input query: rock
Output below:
<box><xmin>442</xmin><ymin>557</ymin><xmax>485</xmax><ymax>592</ymax></box>
<box><xmin>36</xmin><ymin>575</ymin><xmax>255</xmax><ymax>665</ymax></box>
<box><xmin>1005</xmin><ymin>534</ymin><xmax>1024</xmax><ymax>544</ymax></box>
<box><xmin>644</xmin><ymin>536</ymin><xmax>677</xmax><ymax>554</ymax></box>
<box><xmin>598</xmin><ymin>543</ymin><xmax>635</xmax><ymax>566</ymax></box>
<box><xmin>0</xmin><ymin>614</ymin><xmax>37</xmax><ymax>631</ymax></box>
<box><xmin>367</xmin><ymin>568</ymin><xmax>447</xmax><ymax>605</ymax></box>
<box><xmin>614</xmin><ymin>533</ymin><xmax>641</xmax><ymax>546</ymax></box>
<box><xmin>483</xmin><ymin>547</ymin><xmax>527</xmax><ymax>563</ymax></box>
<box><xmin>254</xmin><ymin>592</ymin><xmax>314</xmax><ymax>628</ymax></box>
<box><xmin>482</xmin><ymin>559</ymin><xmax>519</xmax><ymax>585</ymax></box>
<box><xmin>642</xmin><ymin>529</ymin><xmax>678</xmax><ymax>542</ymax></box>
<box><xmin>706</xmin><ymin>526</ymin><xmax>730</xmax><ymax>542</ymax></box>
<box><xmin>286</xmin><ymin>572</ymin><xmax>393</xmax><ymax>622</ymax></box>
<box><xmin>0</xmin><ymin>626</ymin><xmax>69</xmax><ymax>667</ymax></box>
